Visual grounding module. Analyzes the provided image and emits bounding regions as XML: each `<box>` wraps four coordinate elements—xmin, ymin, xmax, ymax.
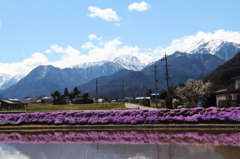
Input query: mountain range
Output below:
<box><xmin>0</xmin><ymin>74</ymin><xmax>25</xmax><ymax>90</ymax></box>
<box><xmin>0</xmin><ymin>39</ymin><xmax>239</xmax><ymax>100</ymax></box>
<box><xmin>1</xmin><ymin>51</ymin><xmax>225</xmax><ymax>100</ymax></box>
<box><xmin>0</xmin><ymin>55</ymin><xmax>149</xmax><ymax>99</ymax></box>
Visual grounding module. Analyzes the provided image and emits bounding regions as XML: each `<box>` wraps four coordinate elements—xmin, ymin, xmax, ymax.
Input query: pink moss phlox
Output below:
<box><xmin>0</xmin><ymin>107</ymin><xmax>240</xmax><ymax>126</ymax></box>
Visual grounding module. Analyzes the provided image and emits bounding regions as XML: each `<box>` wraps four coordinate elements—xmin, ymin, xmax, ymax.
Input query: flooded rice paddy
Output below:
<box><xmin>0</xmin><ymin>129</ymin><xmax>239</xmax><ymax>159</ymax></box>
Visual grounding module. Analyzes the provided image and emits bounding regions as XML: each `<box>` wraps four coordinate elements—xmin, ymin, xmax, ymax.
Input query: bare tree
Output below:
<box><xmin>175</xmin><ymin>79</ymin><xmax>212</xmax><ymax>103</ymax></box>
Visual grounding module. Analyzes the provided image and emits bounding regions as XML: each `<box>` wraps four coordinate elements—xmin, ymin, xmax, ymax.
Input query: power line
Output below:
<box><xmin>96</xmin><ymin>79</ymin><xmax>98</xmax><ymax>104</ymax></box>
<box><xmin>169</xmin><ymin>57</ymin><xmax>226</xmax><ymax>66</ymax></box>
<box><xmin>121</xmin><ymin>80</ymin><xmax>125</xmax><ymax>104</ymax></box>
<box><xmin>171</xmin><ymin>65</ymin><xmax>240</xmax><ymax>79</ymax></box>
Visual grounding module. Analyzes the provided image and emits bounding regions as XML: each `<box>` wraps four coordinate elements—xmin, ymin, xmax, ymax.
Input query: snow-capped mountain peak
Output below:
<box><xmin>113</xmin><ymin>54</ymin><xmax>146</xmax><ymax>71</ymax></box>
<box><xmin>72</xmin><ymin>61</ymin><xmax>109</xmax><ymax>69</ymax></box>
<box><xmin>178</xmin><ymin>39</ymin><xmax>240</xmax><ymax>60</ymax></box>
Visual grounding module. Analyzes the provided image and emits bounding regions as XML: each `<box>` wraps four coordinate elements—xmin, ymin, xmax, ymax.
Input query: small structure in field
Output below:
<box><xmin>23</xmin><ymin>98</ymin><xmax>36</xmax><ymax>104</ymax></box>
<box><xmin>0</xmin><ymin>99</ymin><xmax>26</xmax><ymax>110</ymax></box>
<box><xmin>41</xmin><ymin>97</ymin><xmax>53</xmax><ymax>104</ymax></box>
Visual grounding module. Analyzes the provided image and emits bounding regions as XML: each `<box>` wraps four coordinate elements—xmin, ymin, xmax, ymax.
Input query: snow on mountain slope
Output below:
<box><xmin>113</xmin><ymin>54</ymin><xmax>146</xmax><ymax>71</ymax></box>
<box><xmin>72</xmin><ymin>54</ymin><xmax>147</xmax><ymax>71</ymax></box>
<box><xmin>178</xmin><ymin>39</ymin><xmax>240</xmax><ymax>60</ymax></box>
<box><xmin>72</xmin><ymin>61</ymin><xmax>108</xmax><ymax>69</ymax></box>
<box><xmin>0</xmin><ymin>74</ymin><xmax>12</xmax><ymax>89</ymax></box>
<box><xmin>0</xmin><ymin>74</ymin><xmax>25</xmax><ymax>90</ymax></box>
<box><xmin>11</xmin><ymin>74</ymin><xmax>25</xmax><ymax>82</ymax></box>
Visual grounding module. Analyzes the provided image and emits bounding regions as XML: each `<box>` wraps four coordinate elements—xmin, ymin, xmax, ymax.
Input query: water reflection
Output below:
<box><xmin>0</xmin><ymin>130</ymin><xmax>239</xmax><ymax>159</ymax></box>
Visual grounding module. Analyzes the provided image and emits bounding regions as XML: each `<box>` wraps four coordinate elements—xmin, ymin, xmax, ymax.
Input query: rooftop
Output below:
<box><xmin>231</xmin><ymin>76</ymin><xmax>240</xmax><ymax>80</ymax></box>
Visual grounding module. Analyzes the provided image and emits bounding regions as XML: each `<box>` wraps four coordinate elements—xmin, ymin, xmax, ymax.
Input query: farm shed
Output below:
<box><xmin>0</xmin><ymin>99</ymin><xmax>26</xmax><ymax>110</ymax></box>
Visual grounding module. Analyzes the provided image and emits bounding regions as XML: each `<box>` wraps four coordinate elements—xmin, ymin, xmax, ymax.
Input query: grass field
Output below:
<box><xmin>149</xmin><ymin>103</ymin><xmax>164</xmax><ymax>108</ymax></box>
<box><xmin>25</xmin><ymin>102</ymin><xmax>129</xmax><ymax>112</ymax></box>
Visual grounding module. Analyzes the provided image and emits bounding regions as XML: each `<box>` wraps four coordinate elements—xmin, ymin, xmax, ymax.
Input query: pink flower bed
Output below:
<box><xmin>0</xmin><ymin>107</ymin><xmax>240</xmax><ymax>125</ymax></box>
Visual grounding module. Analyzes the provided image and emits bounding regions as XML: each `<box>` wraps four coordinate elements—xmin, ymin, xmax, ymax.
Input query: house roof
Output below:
<box><xmin>151</xmin><ymin>93</ymin><xmax>159</xmax><ymax>96</ymax></box>
<box><xmin>135</xmin><ymin>97</ymin><xmax>150</xmax><ymax>100</ymax></box>
<box><xmin>0</xmin><ymin>100</ymin><xmax>15</xmax><ymax>104</ymax></box>
<box><xmin>215</xmin><ymin>89</ymin><xmax>228</xmax><ymax>93</ymax></box>
<box><xmin>42</xmin><ymin>97</ymin><xmax>52</xmax><ymax>100</ymax></box>
<box><xmin>8</xmin><ymin>99</ymin><xmax>21</xmax><ymax>102</ymax></box>
<box><xmin>231</xmin><ymin>76</ymin><xmax>240</xmax><ymax>80</ymax></box>
<box><xmin>24</xmin><ymin>98</ymin><xmax>35</xmax><ymax>101</ymax></box>
<box><xmin>215</xmin><ymin>88</ymin><xmax>240</xmax><ymax>95</ymax></box>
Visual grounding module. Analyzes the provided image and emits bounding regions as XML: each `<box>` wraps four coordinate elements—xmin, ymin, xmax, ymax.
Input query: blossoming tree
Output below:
<box><xmin>175</xmin><ymin>79</ymin><xmax>212</xmax><ymax>104</ymax></box>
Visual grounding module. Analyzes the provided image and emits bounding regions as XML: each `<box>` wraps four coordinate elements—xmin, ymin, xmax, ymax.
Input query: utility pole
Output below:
<box><xmin>153</xmin><ymin>63</ymin><xmax>159</xmax><ymax>108</ymax></box>
<box><xmin>96</xmin><ymin>79</ymin><xmax>98</xmax><ymax>104</ymax></box>
<box><xmin>121</xmin><ymin>80</ymin><xmax>125</xmax><ymax>104</ymax></box>
<box><xmin>162</xmin><ymin>51</ymin><xmax>171</xmax><ymax>97</ymax></box>
<box><xmin>143</xmin><ymin>86</ymin><xmax>146</xmax><ymax>98</ymax></box>
<box><xmin>101</xmin><ymin>87</ymin><xmax>103</xmax><ymax>105</ymax></box>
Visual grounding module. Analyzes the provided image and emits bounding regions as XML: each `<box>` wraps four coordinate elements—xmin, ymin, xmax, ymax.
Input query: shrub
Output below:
<box><xmin>140</xmin><ymin>99</ymin><xmax>150</xmax><ymax>107</ymax></box>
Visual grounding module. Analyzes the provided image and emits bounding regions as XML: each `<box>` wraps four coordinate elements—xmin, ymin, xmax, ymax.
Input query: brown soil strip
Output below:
<box><xmin>0</xmin><ymin>124</ymin><xmax>240</xmax><ymax>132</ymax></box>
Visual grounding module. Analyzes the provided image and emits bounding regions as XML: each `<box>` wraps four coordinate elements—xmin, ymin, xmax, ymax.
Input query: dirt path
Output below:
<box><xmin>124</xmin><ymin>103</ymin><xmax>157</xmax><ymax>110</ymax></box>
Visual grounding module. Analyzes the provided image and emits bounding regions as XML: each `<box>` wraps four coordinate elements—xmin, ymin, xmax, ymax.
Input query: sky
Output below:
<box><xmin>0</xmin><ymin>0</ymin><xmax>240</xmax><ymax>76</ymax></box>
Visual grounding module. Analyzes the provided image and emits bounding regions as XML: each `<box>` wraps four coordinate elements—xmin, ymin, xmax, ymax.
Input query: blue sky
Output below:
<box><xmin>0</xmin><ymin>0</ymin><xmax>240</xmax><ymax>75</ymax></box>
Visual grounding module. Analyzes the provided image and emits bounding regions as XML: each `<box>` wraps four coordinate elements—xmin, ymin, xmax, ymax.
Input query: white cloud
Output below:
<box><xmin>81</xmin><ymin>42</ymin><xmax>95</xmax><ymax>49</ymax></box>
<box><xmin>50</xmin><ymin>44</ymin><xmax>64</xmax><ymax>53</ymax></box>
<box><xmin>44</xmin><ymin>45</ymin><xmax>93</xmax><ymax>68</ymax></box>
<box><xmin>87</xmin><ymin>6</ymin><xmax>120</xmax><ymax>22</ymax></box>
<box><xmin>44</xmin><ymin>49</ymin><xmax>52</xmax><ymax>53</ymax></box>
<box><xmin>102</xmin><ymin>37</ymin><xmax>122</xmax><ymax>47</ymax></box>
<box><xmin>23</xmin><ymin>53</ymin><xmax>48</xmax><ymax>67</ymax></box>
<box><xmin>88</xmin><ymin>34</ymin><xmax>102</xmax><ymax>40</ymax></box>
<box><xmin>165</xmin><ymin>29</ymin><xmax>240</xmax><ymax>54</ymax></box>
<box><xmin>44</xmin><ymin>44</ymin><xmax>66</xmax><ymax>54</ymax></box>
<box><xmin>0</xmin><ymin>53</ymin><xmax>49</xmax><ymax>75</ymax></box>
<box><xmin>51</xmin><ymin>48</ymin><xmax>92</xmax><ymax>68</ymax></box>
<box><xmin>128</xmin><ymin>1</ymin><xmax>151</xmax><ymax>11</ymax></box>
<box><xmin>114</xmin><ymin>23</ymin><xmax>121</xmax><ymax>26</ymax></box>
<box><xmin>0</xmin><ymin>145</ymin><xmax>30</xmax><ymax>159</ymax></box>
<box><xmin>86</xmin><ymin>38</ymin><xmax>157</xmax><ymax>64</ymax></box>
<box><xmin>65</xmin><ymin>45</ymin><xmax>80</xmax><ymax>56</ymax></box>
<box><xmin>0</xmin><ymin>20</ymin><xmax>2</xmax><ymax>27</ymax></box>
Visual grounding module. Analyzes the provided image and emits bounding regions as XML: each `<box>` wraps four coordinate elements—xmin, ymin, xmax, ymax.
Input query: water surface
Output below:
<box><xmin>0</xmin><ymin>130</ymin><xmax>239</xmax><ymax>159</ymax></box>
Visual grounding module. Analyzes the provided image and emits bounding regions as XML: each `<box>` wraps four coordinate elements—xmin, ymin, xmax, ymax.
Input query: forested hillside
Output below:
<box><xmin>205</xmin><ymin>51</ymin><xmax>240</xmax><ymax>90</ymax></box>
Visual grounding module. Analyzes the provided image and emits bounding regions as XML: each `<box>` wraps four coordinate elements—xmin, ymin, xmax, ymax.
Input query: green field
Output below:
<box><xmin>25</xmin><ymin>102</ymin><xmax>129</xmax><ymax>112</ymax></box>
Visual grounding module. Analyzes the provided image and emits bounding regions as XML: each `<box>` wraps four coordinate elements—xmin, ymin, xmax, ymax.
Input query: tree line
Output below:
<box><xmin>51</xmin><ymin>87</ymin><xmax>93</xmax><ymax>105</ymax></box>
